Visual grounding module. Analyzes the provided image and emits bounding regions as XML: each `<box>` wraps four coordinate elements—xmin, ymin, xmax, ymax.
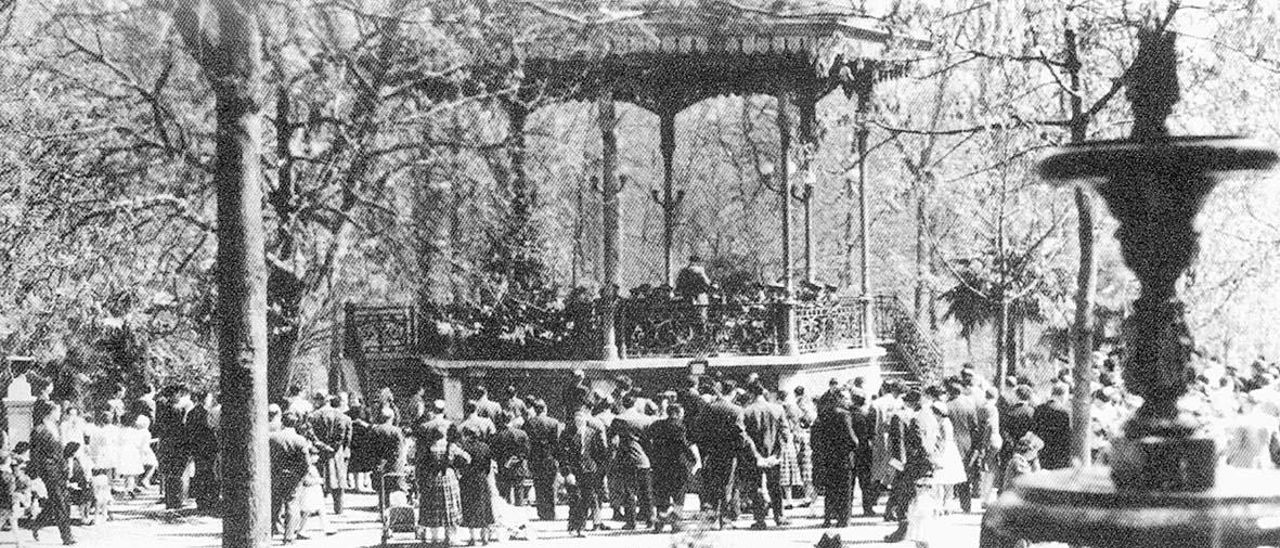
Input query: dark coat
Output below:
<box><xmin>29</xmin><ymin>422</ymin><xmax>66</xmax><ymax>484</ymax></box>
<box><xmin>693</xmin><ymin>399</ymin><xmax>753</xmax><ymax>453</ymax></box>
<box><xmin>154</xmin><ymin>404</ymin><xmax>193</xmax><ymax>475</ymax></box>
<box><xmin>850</xmin><ymin>405</ymin><xmax>875</xmax><ymax>467</ymax></box>
<box><xmin>524</xmin><ymin>414</ymin><xmax>562</xmax><ymax>471</ymax></box>
<box><xmin>558</xmin><ymin>410</ymin><xmax>610</xmax><ymax>476</ymax></box>
<box><xmin>309</xmin><ymin>406</ymin><xmax>353</xmax><ymax>488</ymax></box>
<box><xmin>743</xmin><ymin>399</ymin><xmax>786</xmax><ymax>462</ymax></box>
<box><xmin>812</xmin><ymin>406</ymin><xmax>859</xmax><ymax>474</ymax></box>
<box><xmin>947</xmin><ymin>395</ymin><xmax>980</xmax><ymax>459</ymax></box>
<box><xmin>647</xmin><ymin>417</ymin><xmax>695</xmax><ymax>471</ymax></box>
<box><xmin>367</xmin><ymin>422</ymin><xmax>405</xmax><ymax>474</ymax></box>
<box><xmin>492</xmin><ymin>425</ymin><xmax>531</xmax><ymax>480</ymax></box>
<box><xmin>608</xmin><ymin>409</ymin><xmax>653</xmax><ymax>470</ymax></box>
<box><xmin>678</xmin><ymin>388</ymin><xmax>706</xmax><ymax>426</ymax></box>
<box><xmin>1032</xmin><ymin>400</ymin><xmax>1072</xmax><ymax>470</ymax></box>
<box><xmin>1001</xmin><ymin>401</ymin><xmax>1036</xmax><ymax>454</ymax></box>
<box><xmin>269</xmin><ymin>428</ymin><xmax>313</xmax><ymax>492</ymax></box>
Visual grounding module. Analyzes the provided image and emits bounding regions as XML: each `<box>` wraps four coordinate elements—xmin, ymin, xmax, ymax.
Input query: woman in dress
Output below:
<box><xmin>928</xmin><ymin>401</ymin><xmax>967</xmax><ymax>514</ymax></box>
<box><xmin>457</xmin><ymin>427</ymin><xmax>495</xmax><ymax>545</ymax></box>
<box><xmin>776</xmin><ymin>390</ymin><xmax>803</xmax><ymax>509</ymax></box>
<box><xmin>347</xmin><ymin>404</ymin><xmax>374</xmax><ymax>492</ymax></box>
<box><xmin>85</xmin><ymin>409</ymin><xmax>120</xmax><ymax>486</ymax></box>
<box><xmin>416</xmin><ymin>424</ymin><xmax>470</xmax><ymax>547</ymax></box>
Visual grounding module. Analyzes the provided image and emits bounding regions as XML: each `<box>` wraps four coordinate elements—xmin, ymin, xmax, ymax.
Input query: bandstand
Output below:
<box><xmin>343</xmin><ymin>0</ymin><xmax>936</xmax><ymax>416</ymax></box>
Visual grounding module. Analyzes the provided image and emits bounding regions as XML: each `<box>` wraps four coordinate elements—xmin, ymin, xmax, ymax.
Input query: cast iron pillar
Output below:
<box><xmin>853</xmin><ymin>75</ymin><xmax>876</xmax><ymax>347</ymax></box>
<box><xmin>777</xmin><ymin>91</ymin><xmax>799</xmax><ymax>356</ymax></box>
<box><xmin>651</xmin><ymin>108</ymin><xmax>684</xmax><ymax>286</ymax></box>
<box><xmin>598</xmin><ymin>95</ymin><xmax>621</xmax><ymax>361</ymax></box>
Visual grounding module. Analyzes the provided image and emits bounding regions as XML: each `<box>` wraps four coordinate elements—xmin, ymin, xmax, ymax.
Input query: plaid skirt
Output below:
<box><xmin>795</xmin><ymin>431</ymin><xmax>814</xmax><ymax>487</ymax></box>
<box><xmin>780</xmin><ymin>437</ymin><xmax>802</xmax><ymax>487</ymax></box>
<box><xmin>419</xmin><ymin>469</ymin><xmax>462</xmax><ymax>528</ymax></box>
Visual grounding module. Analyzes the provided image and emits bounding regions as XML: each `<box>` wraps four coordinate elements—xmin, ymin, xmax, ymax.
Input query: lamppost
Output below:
<box><xmin>984</xmin><ymin>27</ymin><xmax>1280</xmax><ymax>548</ymax></box>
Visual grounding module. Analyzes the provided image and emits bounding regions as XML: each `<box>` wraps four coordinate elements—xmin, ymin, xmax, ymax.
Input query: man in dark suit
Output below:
<box><xmin>677</xmin><ymin>376</ymin><xmax>706</xmax><ymax>428</ymax></box>
<box><xmin>647</xmin><ymin>403</ymin><xmax>699</xmax><ymax>533</ymax></box>
<box><xmin>1032</xmin><ymin>383</ymin><xmax>1073</xmax><ymax>470</ymax></box>
<box><xmin>693</xmin><ymin>380</ymin><xmax>756</xmax><ymax>529</ymax></box>
<box><xmin>155</xmin><ymin>385</ymin><xmax>195</xmax><ymax>510</ymax></box>
<box><xmin>524</xmin><ymin>400</ymin><xmax>562</xmax><ymax>520</ymax></box>
<box><xmin>366</xmin><ymin>407</ymin><xmax>405</xmax><ymax>507</ymax></box>
<box><xmin>884</xmin><ymin>389</ymin><xmax>941</xmax><ymax>543</ymax></box>
<box><xmin>997</xmin><ymin>385</ymin><xmax>1036</xmax><ymax>492</ymax></box>
<box><xmin>608</xmin><ymin>393</ymin><xmax>655</xmax><ymax>529</ymax></box>
<box><xmin>812</xmin><ymin>388</ymin><xmax>858</xmax><ymax>528</ymax></box>
<box><xmin>492</xmin><ymin>411</ymin><xmax>531</xmax><ymax>507</ymax></box>
<box><xmin>29</xmin><ymin>400</ymin><xmax>74</xmax><ymax>545</ymax></box>
<box><xmin>309</xmin><ymin>394</ymin><xmax>353</xmax><ymax>515</ymax></box>
<box><xmin>562</xmin><ymin>369</ymin><xmax>589</xmax><ymax>421</ymax></box>
<box><xmin>559</xmin><ymin>400</ymin><xmax>611</xmax><ymax>537</ymax></box>
<box><xmin>945</xmin><ymin>380</ymin><xmax>980</xmax><ymax>512</ymax></box>
<box><xmin>849</xmin><ymin>390</ymin><xmax>877</xmax><ymax>516</ymax></box>
<box><xmin>742</xmin><ymin>382</ymin><xmax>788</xmax><ymax>529</ymax></box>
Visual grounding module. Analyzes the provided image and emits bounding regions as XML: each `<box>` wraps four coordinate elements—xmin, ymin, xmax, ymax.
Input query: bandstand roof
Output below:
<box><xmin>428</xmin><ymin>0</ymin><xmax>933</xmax><ymax>113</ymax></box>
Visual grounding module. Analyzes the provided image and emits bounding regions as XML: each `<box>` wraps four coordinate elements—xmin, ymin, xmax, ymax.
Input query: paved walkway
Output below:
<box><xmin>2</xmin><ymin>489</ymin><xmax>998</xmax><ymax>548</ymax></box>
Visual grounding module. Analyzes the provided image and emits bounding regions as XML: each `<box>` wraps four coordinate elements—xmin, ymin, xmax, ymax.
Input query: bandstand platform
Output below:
<box><xmin>343</xmin><ymin>294</ymin><xmax>940</xmax><ymax>418</ymax></box>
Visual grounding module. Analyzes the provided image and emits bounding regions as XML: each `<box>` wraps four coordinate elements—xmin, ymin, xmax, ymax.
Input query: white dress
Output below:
<box><xmin>929</xmin><ymin>419</ymin><xmax>967</xmax><ymax>485</ymax></box>
<box><xmin>116</xmin><ymin>426</ymin><xmax>151</xmax><ymax>476</ymax></box>
<box><xmin>86</xmin><ymin>423</ymin><xmax>122</xmax><ymax>472</ymax></box>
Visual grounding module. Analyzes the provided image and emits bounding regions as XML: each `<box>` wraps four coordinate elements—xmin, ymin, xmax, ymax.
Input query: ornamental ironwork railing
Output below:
<box><xmin>344</xmin><ymin>304</ymin><xmax>419</xmax><ymax>357</ymax></box>
<box><xmin>618</xmin><ymin>300</ymin><xmax>779</xmax><ymax>358</ymax></box>
<box><xmin>344</xmin><ymin>293</ymin><xmax>939</xmax><ymax>369</ymax></box>
<box><xmin>873</xmin><ymin>295</ymin><xmax>943</xmax><ymax>382</ymax></box>
<box><xmin>794</xmin><ymin>299</ymin><xmax>866</xmax><ymax>353</ymax></box>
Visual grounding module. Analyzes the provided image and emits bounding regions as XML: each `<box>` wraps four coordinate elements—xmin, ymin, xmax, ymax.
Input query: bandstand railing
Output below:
<box><xmin>344</xmin><ymin>294</ymin><xmax>936</xmax><ymax>368</ymax></box>
<box><xmin>794</xmin><ymin>299</ymin><xmax>865</xmax><ymax>353</ymax></box>
<box><xmin>617</xmin><ymin>300</ymin><xmax>781</xmax><ymax>358</ymax></box>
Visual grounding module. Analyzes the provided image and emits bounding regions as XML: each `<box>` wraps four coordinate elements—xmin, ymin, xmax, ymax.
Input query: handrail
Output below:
<box><xmin>872</xmin><ymin>295</ymin><xmax>943</xmax><ymax>383</ymax></box>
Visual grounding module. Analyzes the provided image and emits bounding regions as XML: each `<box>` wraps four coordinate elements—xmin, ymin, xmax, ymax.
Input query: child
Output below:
<box><xmin>1002</xmin><ymin>432</ymin><xmax>1044</xmax><ymax>492</ymax></box>
<box><xmin>296</xmin><ymin>422</ymin><xmax>334</xmax><ymax>538</ymax></box>
<box><xmin>86</xmin><ymin>411</ymin><xmax>120</xmax><ymax>486</ymax></box>
<box><xmin>118</xmin><ymin>415</ymin><xmax>155</xmax><ymax>496</ymax></box>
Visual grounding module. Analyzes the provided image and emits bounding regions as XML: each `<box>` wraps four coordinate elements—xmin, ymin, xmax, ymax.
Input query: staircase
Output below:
<box><xmin>873</xmin><ymin>295</ymin><xmax>943</xmax><ymax>385</ymax></box>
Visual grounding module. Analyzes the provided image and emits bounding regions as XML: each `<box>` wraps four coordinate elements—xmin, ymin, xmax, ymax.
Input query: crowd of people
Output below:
<box><xmin>9</xmin><ymin>351</ymin><xmax>1280</xmax><ymax>547</ymax></box>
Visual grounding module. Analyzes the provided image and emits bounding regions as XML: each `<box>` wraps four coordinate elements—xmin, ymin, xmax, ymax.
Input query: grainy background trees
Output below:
<box><xmin>0</xmin><ymin>0</ymin><xmax>1279</xmax><ymax>404</ymax></box>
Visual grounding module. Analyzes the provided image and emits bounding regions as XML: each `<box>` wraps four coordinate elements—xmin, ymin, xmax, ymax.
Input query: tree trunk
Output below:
<box><xmin>914</xmin><ymin>193</ymin><xmax>925</xmax><ymax>323</ymax></box>
<box><xmin>193</xmin><ymin>1</ymin><xmax>272</xmax><ymax>546</ymax></box>
<box><xmin>995</xmin><ymin>297</ymin><xmax>1009</xmax><ymax>386</ymax></box>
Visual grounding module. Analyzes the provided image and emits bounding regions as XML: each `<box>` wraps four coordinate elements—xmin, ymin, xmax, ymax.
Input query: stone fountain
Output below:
<box><xmin>982</xmin><ymin>26</ymin><xmax>1280</xmax><ymax>548</ymax></box>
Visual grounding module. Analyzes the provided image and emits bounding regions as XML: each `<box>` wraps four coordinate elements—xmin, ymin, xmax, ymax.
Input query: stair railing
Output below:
<box><xmin>872</xmin><ymin>295</ymin><xmax>943</xmax><ymax>384</ymax></box>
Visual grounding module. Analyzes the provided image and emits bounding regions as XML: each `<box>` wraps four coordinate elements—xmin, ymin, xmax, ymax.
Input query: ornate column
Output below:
<box><xmin>796</xmin><ymin>97</ymin><xmax>818</xmax><ymax>284</ymax></box>
<box><xmin>853</xmin><ymin>75</ymin><xmax>876</xmax><ymax>346</ymax></box>
<box><xmin>777</xmin><ymin>91</ymin><xmax>799</xmax><ymax>356</ymax></box>
<box><xmin>650</xmin><ymin>108</ymin><xmax>684</xmax><ymax>285</ymax></box>
<box><xmin>598</xmin><ymin>95</ymin><xmax>621</xmax><ymax>361</ymax></box>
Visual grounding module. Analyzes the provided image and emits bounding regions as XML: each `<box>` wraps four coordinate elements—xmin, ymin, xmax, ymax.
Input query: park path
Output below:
<box><xmin>3</xmin><ymin>489</ymin><xmax>1001</xmax><ymax>548</ymax></box>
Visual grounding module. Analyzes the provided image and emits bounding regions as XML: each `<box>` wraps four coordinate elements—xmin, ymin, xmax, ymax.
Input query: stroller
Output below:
<box><xmin>378</xmin><ymin>472</ymin><xmax>417</xmax><ymax>546</ymax></box>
